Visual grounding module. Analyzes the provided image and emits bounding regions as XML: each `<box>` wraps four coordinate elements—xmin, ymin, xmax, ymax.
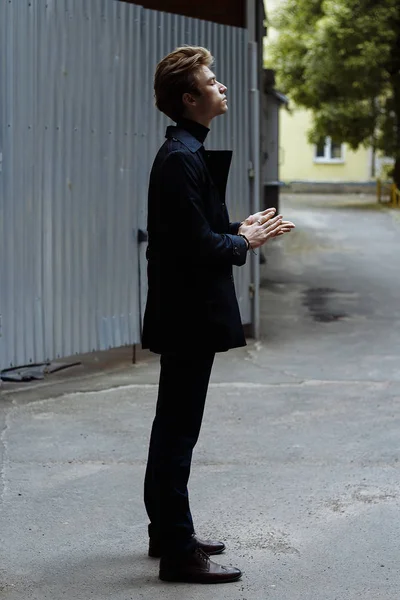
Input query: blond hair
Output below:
<box><xmin>154</xmin><ymin>46</ymin><xmax>214</xmax><ymax>122</ymax></box>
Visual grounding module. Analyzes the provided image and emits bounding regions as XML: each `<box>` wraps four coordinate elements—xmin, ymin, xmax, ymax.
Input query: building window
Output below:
<box><xmin>314</xmin><ymin>137</ymin><xmax>345</xmax><ymax>163</ymax></box>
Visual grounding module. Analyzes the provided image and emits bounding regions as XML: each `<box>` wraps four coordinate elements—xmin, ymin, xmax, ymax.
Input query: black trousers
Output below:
<box><xmin>144</xmin><ymin>351</ymin><xmax>215</xmax><ymax>555</ymax></box>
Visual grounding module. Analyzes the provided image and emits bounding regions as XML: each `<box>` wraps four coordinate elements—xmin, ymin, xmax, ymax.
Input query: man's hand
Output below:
<box><xmin>243</xmin><ymin>207</ymin><xmax>277</xmax><ymax>227</ymax></box>
<box><xmin>238</xmin><ymin>211</ymin><xmax>295</xmax><ymax>250</ymax></box>
<box><xmin>275</xmin><ymin>220</ymin><xmax>296</xmax><ymax>237</ymax></box>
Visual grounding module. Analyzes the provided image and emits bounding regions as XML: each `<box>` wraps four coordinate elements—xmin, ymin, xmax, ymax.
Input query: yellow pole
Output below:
<box><xmin>390</xmin><ymin>184</ymin><xmax>400</xmax><ymax>208</ymax></box>
<box><xmin>395</xmin><ymin>186</ymin><xmax>400</xmax><ymax>208</ymax></box>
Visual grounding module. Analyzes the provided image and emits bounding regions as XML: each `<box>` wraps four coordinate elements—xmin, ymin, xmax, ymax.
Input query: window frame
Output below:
<box><xmin>314</xmin><ymin>137</ymin><xmax>345</xmax><ymax>164</ymax></box>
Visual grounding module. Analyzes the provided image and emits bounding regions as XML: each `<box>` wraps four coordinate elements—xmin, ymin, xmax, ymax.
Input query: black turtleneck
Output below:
<box><xmin>176</xmin><ymin>118</ymin><xmax>210</xmax><ymax>145</ymax></box>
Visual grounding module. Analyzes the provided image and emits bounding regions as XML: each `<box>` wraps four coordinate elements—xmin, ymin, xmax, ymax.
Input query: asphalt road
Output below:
<box><xmin>1</xmin><ymin>193</ymin><xmax>399</xmax><ymax>599</ymax></box>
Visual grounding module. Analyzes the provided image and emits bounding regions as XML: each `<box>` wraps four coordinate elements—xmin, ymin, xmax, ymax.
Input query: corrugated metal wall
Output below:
<box><xmin>0</xmin><ymin>0</ymin><xmax>252</xmax><ymax>370</ymax></box>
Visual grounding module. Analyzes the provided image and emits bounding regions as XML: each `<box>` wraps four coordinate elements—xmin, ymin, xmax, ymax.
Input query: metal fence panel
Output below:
<box><xmin>0</xmin><ymin>0</ymin><xmax>142</xmax><ymax>369</ymax></box>
<box><xmin>0</xmin><ymin>0</ymin><xmax>252</xmax><ymax>371</ymax></box>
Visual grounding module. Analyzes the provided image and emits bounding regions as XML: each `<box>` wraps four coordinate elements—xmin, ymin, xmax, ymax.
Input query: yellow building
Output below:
<box><xmin>264</xmin><ymin>0</ymin><xmax>376</xmax><ymax>188</ymax></box>
<box><xmin>279</xmin><ymin>108</ymin><xmax>374</xmax><ymax>184</ymax></box>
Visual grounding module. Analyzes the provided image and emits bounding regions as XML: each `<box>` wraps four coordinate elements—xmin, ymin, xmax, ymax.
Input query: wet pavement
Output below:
<box><xmin>1</xmin><ymin>193</ymin><xmax>400</xmax><ymax>599</ymax></box>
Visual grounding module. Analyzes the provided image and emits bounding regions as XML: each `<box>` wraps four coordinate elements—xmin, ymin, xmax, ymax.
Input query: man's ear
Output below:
<box><xmin>182</xmin><ymin>92</ymin><xmax>196</xmax><ymax>108</ymax></box>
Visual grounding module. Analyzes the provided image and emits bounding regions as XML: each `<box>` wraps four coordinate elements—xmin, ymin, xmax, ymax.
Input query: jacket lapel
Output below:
<box><xmin>202</xmin><ymin>151</ymin><xmax>233</xmax><ymax>202</ymax></box>
<box><xmin>166</xmin><ymin>126</ymin><xmax>233</xmax><ymax>202</ymax></box>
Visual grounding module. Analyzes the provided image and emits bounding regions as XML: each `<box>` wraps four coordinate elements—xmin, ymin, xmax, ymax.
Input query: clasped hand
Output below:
<box><xmin>238</xmin><ymin>208</ymin><xmax>295</xmax><ymax>250</ymax></box>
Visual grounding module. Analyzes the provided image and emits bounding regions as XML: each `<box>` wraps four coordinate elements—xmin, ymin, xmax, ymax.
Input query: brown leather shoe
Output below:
<box><xmin>159</xmin><ymin>547</ymin><xmax>242</xmax><ymax>583</ymax></box>
<box><xmin>149</xmin><ymin>533</ymin><xmax>225</xmax><ymax>558</ymax></box>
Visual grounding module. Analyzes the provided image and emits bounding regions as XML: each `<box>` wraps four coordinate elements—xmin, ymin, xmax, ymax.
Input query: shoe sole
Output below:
<box><xmin>159</xmin><ymin>571</ymin><xmax>242</xmax><ymax>584</ymax></box>
<box><xmin>149</xmin><ymin>547</ymin><xmax>225</xmax><ymax>559</ymax></box>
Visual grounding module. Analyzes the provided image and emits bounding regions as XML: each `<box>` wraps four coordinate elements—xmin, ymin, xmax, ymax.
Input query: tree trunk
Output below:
<box><xmin>393</xmin><ymin>157</ymin><xmax>400</xmax><ymax>189</ymax></box>
<box><xmin>390</xmin><ymin>29</ymin><xmax>400</xmax><ymax>188</ymax></box>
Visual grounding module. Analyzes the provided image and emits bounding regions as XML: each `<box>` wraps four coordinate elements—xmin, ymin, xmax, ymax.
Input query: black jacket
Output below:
<box><xmin>141</xmin><ymin>119</ymin><xmax>249</xmax><ymax>354</ymax></box>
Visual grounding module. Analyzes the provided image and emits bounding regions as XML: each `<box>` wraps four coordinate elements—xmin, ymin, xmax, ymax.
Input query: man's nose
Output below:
<box><xmin>218</xmin><ymin>81</ymin><xmax>227</xmax><ymax>93</ymax></box>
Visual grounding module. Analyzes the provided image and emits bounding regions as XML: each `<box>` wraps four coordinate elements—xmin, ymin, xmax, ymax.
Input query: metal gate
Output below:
<box><xmin>0</xmin><ymin>0</ymin><xmax>252</xmax><ymax>370</ymax></box>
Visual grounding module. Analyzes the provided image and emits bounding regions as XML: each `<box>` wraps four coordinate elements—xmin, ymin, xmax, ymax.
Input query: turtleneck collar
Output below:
<box><xmin>176</xmin><ymin>118</ymin><xmax>210</xmax><ymax>145</ymax></box>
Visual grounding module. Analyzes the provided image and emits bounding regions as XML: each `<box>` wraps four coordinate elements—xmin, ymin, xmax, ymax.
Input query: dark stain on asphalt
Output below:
<box><xmin>303</xmin><ymin>287</ymin><xmax>349</xmax><ymax>322</ymax></box>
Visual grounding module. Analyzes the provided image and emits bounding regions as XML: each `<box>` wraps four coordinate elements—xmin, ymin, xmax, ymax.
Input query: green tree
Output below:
<box><xmin>267</xmin><ymin>0</ymin><xmax>400</xmax><ymax>185</ymax></box>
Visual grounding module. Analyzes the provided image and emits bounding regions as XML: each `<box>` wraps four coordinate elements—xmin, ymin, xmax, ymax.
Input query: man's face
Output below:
<box><xmin>185</xmin><ymin>65</ymin><xmax>228</xmax><ymax>122</ymax></box>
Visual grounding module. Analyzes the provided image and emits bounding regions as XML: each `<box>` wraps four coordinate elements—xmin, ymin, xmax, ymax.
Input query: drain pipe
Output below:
<box><xmin>247</xmin><ymin>0</ymin><xmax>261</xmax><ymax>340</ymax></box>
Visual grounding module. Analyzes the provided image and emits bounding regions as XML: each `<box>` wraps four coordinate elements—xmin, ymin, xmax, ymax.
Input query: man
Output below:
<box><xmin>142</xmin><ymin>46</ymin><xmax>294</xmax><ymax>584</ymax></box>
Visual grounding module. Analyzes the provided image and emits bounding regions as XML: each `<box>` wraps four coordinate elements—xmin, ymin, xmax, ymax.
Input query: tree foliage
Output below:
<box><xmin>267</xmin><ymin>0</ymin><xmax>400</xmax><ymax>183</ymax></box>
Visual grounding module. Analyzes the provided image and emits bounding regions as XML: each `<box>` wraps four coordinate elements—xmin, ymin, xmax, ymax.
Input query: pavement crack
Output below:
<box><xmin>244</xmin><ymin>344</ymin><xmax>302</xmax><ymax>382</ymax></box>
<box><xmin>4</xmin><ymin>378</ymin><xmax>392</xmax><ymax>410</ymax></box>
<box><xmin>0</xmin><ymin>401</ymin><xmax>16</xmax><ymax>506</ymax></box>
